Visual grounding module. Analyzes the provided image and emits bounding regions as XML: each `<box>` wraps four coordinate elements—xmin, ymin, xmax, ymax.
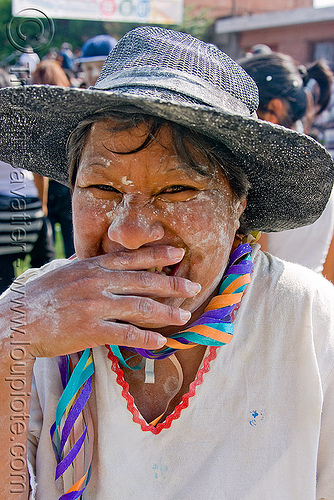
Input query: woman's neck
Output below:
<box><xmin>155</xmin><ymin>283</ymin><xmax>221</xmax><ymax>337</ymax></box>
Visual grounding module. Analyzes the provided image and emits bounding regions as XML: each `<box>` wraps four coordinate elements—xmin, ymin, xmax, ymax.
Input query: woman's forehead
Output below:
<box><xmin>83</xmin><ymin>120</ymin><xmax>172</xmax><ymax>161</ymax></box>
<box><xmin>88</xmin><ymin>118</ymin><xmax>170</xmax><ymax>146</ymax></box>
<box><xmin>83</xmin><ymin>118</ymin><xmax>215</xmax><ymax>179</ymax></box>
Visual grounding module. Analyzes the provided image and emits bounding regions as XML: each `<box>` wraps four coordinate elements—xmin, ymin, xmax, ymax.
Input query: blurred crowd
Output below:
<box><xmin>0</xmin><ymin>33</ymin><xmax>334</xmax><ymax>292</ymax></box>
<box><xmin>0</xmin><ymin>34</ymin><xmax>119</xmax><ymax>293</ymax></box>
<box><xmin>3</xmin><ymin>34</ymin><xmax>118</xmax><ymax>89</ymax></box>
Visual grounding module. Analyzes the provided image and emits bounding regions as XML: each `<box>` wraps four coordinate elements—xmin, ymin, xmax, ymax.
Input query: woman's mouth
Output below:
<box><xmin>147</xmin><ymin>262</ymin><xmax>181</xmax><ymax>276</ymax></box>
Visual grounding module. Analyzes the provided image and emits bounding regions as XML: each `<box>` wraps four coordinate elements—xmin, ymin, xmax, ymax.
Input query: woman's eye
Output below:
<box><xmin>83</xmin><ymin>184</ymin><xmax>122</xmax><ymax>199</ymax></box>
<box><xmin>157</xmin><ymin>185</ymin><xmax>199</xmax><ymax>202</ymax></box>
<box><xmin>161</xmin><ymin>185</ymin><xmax>196</xmax><ymax>194</ymax></box>
<box><xmin>89</xmin><ymin>184</ymin><xmax>120</xmax><ymax>192</ymax></box>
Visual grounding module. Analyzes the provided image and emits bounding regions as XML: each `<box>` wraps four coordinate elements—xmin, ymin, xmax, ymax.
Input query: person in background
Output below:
<box><xmin>18</xmin><ymin>45</ymin><xmax>40</xmax><ymax>75</ymax></box>
<box><xmin>0</xmin><ymin>160</ymin><xmax>54</xmax><ymax>293</ymax></box>
<box><xmin>43</xmin><ymin>47</ymin><xmax>59</xmax><ymax>61</ymax></box>
<box><xmin>247</xmin><ymin>43</ymin><xmax>272</xmax><ymax>57</ymax></box>
<box><xmin>313</xmin><ymin>77</ymin><xmax>334</xmax><ymax>283</ymax></box>
<box><xmin>32</xmin><ymin>59</ymin><xmax>71</xmax><ymax>87</ymax></box>
<box><xmin>0</xmin><ymin>68</ymin><xmax>53</xmax><ymax>293</ymax></box>
<box><xmin>302</xmin><ymin>59</ymin><xmax>333</xmax><ymax>136</ymax></box>
<box><xmin>77</xmin><ymin>34</ymin><xmax>117</xmax><ymax>87</ymax></box>
<box><xmin>0</xmin><ymin>162</ymin><xmax>54</xmax><ymax>289</ymax></box>
<box><xmin>32</xmin><ymin>60</ymin><xmax>75</xmax><ymax>257</ymax></box>
<box><xmin>57</xmin><ymin>42</ymin><xmax>75</xmax><ymax>82</ymax></box>
<box><xmin>313</xmin><ymin>79</ymin><xmax>334</xmax><ymax>151</ymax></box>
<box><xmin>239</xmin><ymin>52</ymin><xmax>334</xmax><ymax>280</ymax></box>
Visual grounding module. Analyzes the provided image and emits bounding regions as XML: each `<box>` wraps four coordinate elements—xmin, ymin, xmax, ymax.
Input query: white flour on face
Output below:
<box><xmin>121</xmin><ymin>176</ymin><xmax>134</xmax><ymax>186</ymax></box>
<box><xmin>72</xmin><ymin>120</ymin><xmax>247</xmax><ymax>319</ymax></box>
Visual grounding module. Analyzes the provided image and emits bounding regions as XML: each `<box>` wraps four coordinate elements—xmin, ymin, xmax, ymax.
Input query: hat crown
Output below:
<box><xmin>96</xmin><ymin>26</ymin><xmax>259</xmax><ymax>115</ymax></box>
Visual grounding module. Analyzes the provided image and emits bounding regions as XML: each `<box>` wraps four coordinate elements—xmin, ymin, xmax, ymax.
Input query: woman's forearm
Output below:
<box><xmin>0</xmin><ymin>288</ymin><xmax>35</xmax><ymax>499</ymax></box>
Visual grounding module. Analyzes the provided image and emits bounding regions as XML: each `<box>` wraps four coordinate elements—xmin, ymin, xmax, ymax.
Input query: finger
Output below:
<box><xmin>102</xmin><ymin>271</ymin><xmax>201</xmax><ymax>297</ymax></box>
<box><xmin>93</xmin><ymin>245</ymin><xmax>185</xmax><ymax>271</ymax></box>
<box><xmin>30</xmin><ymin>322</ymin><xmax>167</xmax><ymax>357</ymax></box>
<box><xmin>97</xmin><ymin>320</ymin><xmax>167</xmax><ymax>349</ymax></box>
<box><xmin>100</xmin><ymin>294</ymin><xmax>192</xmax><ymax>327</ymax></box>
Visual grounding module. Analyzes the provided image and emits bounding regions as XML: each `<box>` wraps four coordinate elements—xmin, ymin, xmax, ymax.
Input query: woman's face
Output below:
<box><xmin>72</xmin><ymin>120</ymin><xmax>245</xmax><ymax>321</ymax></box>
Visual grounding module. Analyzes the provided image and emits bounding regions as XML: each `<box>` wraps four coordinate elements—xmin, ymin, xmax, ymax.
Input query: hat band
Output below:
<box><xmin>93</xmin><ymin>67</ymin><xmax>255</xmax><ymax>117</ymax></box>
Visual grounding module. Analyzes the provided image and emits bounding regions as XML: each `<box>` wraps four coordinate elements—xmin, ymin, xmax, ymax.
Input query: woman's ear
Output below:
<box><xmin>258</xmin><ymin>98</ymin><xmax>286</xmax><ymax>125</ymax></box>
<box><xmin>234</xmin><ymin>197</ymin><xmax>247</xmax><ymax>233</ymax></box>
<box><xmin>236</xmin><ymin>196</ymin><xmax>247</xmax><ymax>220</ymax></box>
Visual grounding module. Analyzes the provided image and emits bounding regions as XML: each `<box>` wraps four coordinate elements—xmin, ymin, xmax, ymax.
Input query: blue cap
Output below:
<box><xmin>78</xmin><ymin>35</ymin><xmax>117</xmax><ymax>63</ymax></box>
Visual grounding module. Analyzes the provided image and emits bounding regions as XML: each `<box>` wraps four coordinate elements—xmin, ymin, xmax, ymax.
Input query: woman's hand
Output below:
<box><xmin>21</xmin><ymin>245</ymin><xmax>200</xmax><ymax>358</ymax></box>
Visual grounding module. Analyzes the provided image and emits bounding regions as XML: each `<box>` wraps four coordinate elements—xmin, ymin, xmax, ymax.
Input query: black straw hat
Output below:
<box><xmin>0</xmin><ymin>26</ymin><xmax>333</xmax><ymax>232</ymax></box>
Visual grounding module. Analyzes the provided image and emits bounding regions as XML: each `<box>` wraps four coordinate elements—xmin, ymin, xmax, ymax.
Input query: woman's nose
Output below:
<box><xmin>107</xmin><ymin>205</ymin><xmax>165</xmax><ymax>249</ymax></box>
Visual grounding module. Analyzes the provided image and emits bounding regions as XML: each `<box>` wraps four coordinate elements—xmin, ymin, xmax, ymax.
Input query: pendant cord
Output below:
<box><xmin>148</xmin><ymin>353</ymin><xmax>184</xmax><ymax>426</ymax></box>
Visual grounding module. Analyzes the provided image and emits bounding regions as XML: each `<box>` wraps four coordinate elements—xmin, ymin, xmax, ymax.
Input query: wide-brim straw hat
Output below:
<box><xmin>0</xmin><ymin>26</ymin><xmax>333</xmax><ymax>232</ymax></box>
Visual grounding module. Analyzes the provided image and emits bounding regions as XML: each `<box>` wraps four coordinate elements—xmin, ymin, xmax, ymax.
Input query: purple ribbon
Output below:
<box><xmin>59</xmin><ymin>489</ymin><xmax>86</xmax><ymax>500</ymax></box>
<box><xmin>60</xmin><ymin>377</ymin><xmax>92</xmax><ymax>456</ymax></box>
<box><xmin>55</xmin><ymin>426</ymin><xmax>87</xmax><ymax>480</ymax></box>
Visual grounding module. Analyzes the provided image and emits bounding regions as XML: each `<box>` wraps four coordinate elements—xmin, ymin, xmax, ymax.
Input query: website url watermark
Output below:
<box><xmin>7</xmin><ymin>275</ymin><xmax>30</xmax><ymax>493</ymax></box>
<box><xmin>3</xmin><ymin>8</ymin><xmax>54</xmax><ymax>493</ymax></box>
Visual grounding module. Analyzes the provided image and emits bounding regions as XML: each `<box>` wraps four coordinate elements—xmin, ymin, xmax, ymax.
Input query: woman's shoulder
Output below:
<box><xmin>252</xmin><ymin>246</ymin><xmax>334</xmax><ymax>298</ymax></box>
<box><xmin>248</xmin><ymin>246</ymin><xmax>334</xmax><ymax>337</ymax></box>
<box><xmin>246</xmin><ymin>248</ymin><xmax>334</xmax><ymax>381</ymax></box>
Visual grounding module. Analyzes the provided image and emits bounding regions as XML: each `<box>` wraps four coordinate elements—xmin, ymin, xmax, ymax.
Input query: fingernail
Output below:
<box><xmin>156</xmin><ymin>335</ymin><xmax>167</xmax><ymax>347</ymax></box>
<box><xmin>185</xmin><ymin>282</ymin><xmax>201</xmax><ymax>295</ymax></box>
<box><xmin>167</xmin><ymin>247</ymin><xmax>185</xmax><ymax>260</ymax></box>
<box><xmin>180</xmin><ymin>309</ymin><xmax>192</xmax><ymax>322</ymax></box>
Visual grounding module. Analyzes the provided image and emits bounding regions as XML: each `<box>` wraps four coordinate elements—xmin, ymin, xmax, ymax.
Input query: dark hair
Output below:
<box><xmin>302</xmin><ymin>59</ymin><xmax>333</xmax><ymax>116</ymax></box>
<box><xmin>67</xmin><ymin>107</ymin><xmax>251</xmax><ymax>233</ymax></box>
<box><xmin>238</xmin><ymin>52</ymin><xmax>332</xmax><ymax>127</ymax></box>
<box><xmin>32</xmin><ymin>60</ymin><xmax>70</xmax><ymax>87</ymax></box>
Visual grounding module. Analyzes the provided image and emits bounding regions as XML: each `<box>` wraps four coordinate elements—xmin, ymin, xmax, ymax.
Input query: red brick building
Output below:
<box><xmin>183</xmin><ymin>0</ymin><xmax>334</xmax><ymax>66</ymax></box>
<box><xmin>213</xmin><ymin>5</ymin><xmax>334</xmax><ymax>65</ymax></box>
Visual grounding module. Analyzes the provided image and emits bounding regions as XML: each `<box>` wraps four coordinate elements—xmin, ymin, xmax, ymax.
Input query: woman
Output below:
<box><xmin>0</xmin><ymin>27</ymin><xmax>333</xmax><ymax>499</ymax></box>
<box><xmin>239</xmin><ymin>52</ymin><xmax>334</xmax><ymax>277</ymax></box>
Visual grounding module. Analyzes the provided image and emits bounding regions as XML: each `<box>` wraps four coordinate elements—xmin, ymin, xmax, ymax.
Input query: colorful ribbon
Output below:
<box><xmin>51</xmin><ymin>240</ymin><xmax>254</xmax><ymax>498</ymax></box>
<box><xmin>51</xmin><ymin>350</ymin><xmax>94</xmax><ymax>499</ymax></box>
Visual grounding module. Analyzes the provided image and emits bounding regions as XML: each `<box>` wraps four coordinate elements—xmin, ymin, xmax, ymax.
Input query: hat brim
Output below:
<box><xmin>0</xmin><ymin>84</ymin><xmax>333</xmax><ymax>232</ymax></box>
